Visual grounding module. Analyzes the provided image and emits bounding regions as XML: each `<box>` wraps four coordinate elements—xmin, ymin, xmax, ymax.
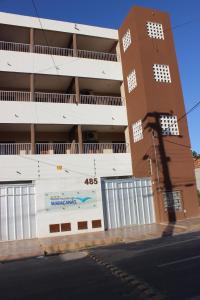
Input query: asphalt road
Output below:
<box><xmin>93</xmin><ymin>231</ymin><xmax>200</xmax><ymax>300</ymax></box>
<box><xmin>1</xmin><ymin>231</ymin><xmax>200</xmax><ymax>300</ymax></box>
<box><xmin>0</xmin><ymin>250</ymin><xmax>142</xmax><ymax>300</ymax></box>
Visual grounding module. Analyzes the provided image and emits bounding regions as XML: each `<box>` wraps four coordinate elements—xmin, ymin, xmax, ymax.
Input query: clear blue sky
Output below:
<box><xmin>1</xmin><ymin>0</ymin><xmax>200</xmax><ymax>153</ymax></box>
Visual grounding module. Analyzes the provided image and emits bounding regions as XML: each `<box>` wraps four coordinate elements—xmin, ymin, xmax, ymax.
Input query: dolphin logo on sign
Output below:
<box><xmin>74</xmin><ymin>197</ymin><xmax>92</xmax><ymax>203</ymax></box>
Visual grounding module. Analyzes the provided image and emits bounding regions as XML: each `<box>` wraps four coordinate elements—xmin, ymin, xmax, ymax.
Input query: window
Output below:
<box><xmin>132</xmin><ymin>120</ymin><xmax>143</xmax><ymax>143</ymax></box>
<box><xmin>153</xmin><ymin>64</ymin><xmax>171</xmax><ymax>83</ymax></box>
<box><xmin>163</xmin><ymin>191</ymin><xmax>182</xmax><ymax>211</ymax></box>
<box><xmin>160</xmin><ymin>115</ymin><xmax>179</xmax><ymax>136</ymax></box>
<box><xmin>122</xmin><ymin>29</ymin><xmax>132</xmax><ymax>52</ymax></box>
<box><xmin>127</xmin><ymin>70</ymin><xmax>137</xmax><ymax>93</ymax></box>
<box><xmin>147</xmin><ymin>21</ymin><xmax>164</xmax><ymax>40</ymax></box>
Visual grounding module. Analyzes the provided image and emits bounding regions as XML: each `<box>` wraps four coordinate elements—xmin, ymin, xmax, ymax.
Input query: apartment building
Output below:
<box><xmin>0</xmin><ymin>6</ymin><xmax>199</xmax><ymax>241</ymax></box>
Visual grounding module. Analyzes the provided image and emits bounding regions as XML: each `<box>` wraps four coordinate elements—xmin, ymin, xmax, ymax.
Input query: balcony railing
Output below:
<box><xmin>0</xmin><ymin>143</ymin><xmax>129</xmax><ymax>155</ymax></box>
<box><xmin>77</xmin><ymin>49</ymin><xmax>117</xmax><ymax>62</ymax></box>
<box><xmin>36</xmin><ymin>143</ymin><xmax>79</xmax><ymax>154</ymax></box>
<box><xmin>0</xmin><ymin>91</ymin><xmax>31</xmax><ymax>101</ymax></box>
<box><xmin>82</xmin><ymin>143</ymin><xmax>128</xmax><ymax>154</ymax></box>
<box><xmin>0</xmin><ymin>91</ymin><xmax>124</xmax><ymax>106</ymax></box>
<box><xmin>0</xmin><ymin>143</ymin><xmax>31</xmax><ymax>155</ymax></box>
<box><xmin>34</xmin><ymin>44</ymin><xmax>74</xmax><ymax>57</ymax></box>
<box><xmin>0</xmin><ymin>40</ymin><xmax>117</xmax><ymax>61</ymax></box>
<box><xmin>80</xmin><ymin>95</ymin><xmax>124</xmax><ymax>106</ymax></box>
<box><xmin>0</xmin><ymin>41</ymin><xmax>30</xmax><ymax>52</ymax></box>
<box><xmin>35</xmin><ymin>92</ymin><xmax>76</xmax><ymax>103</ymax></box>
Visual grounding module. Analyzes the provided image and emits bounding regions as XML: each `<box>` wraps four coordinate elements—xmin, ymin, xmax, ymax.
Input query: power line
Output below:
<box><xmin>132</xmin><ymin>100</ymin><xmax>200</xmax><ymax>171</ymax></box>
<box><xmin>35</xmin><ymin>13</ymin><xmax>200</xmax><ymax>74</ymax></box>
<box><xmin>1</xmin><ymin>1</ymin><xmax>200</xmax><ymax>176</ymax></box>
<box><xmin>144</xmin><ymin>100</ymin><xmax>200</xmax><ymax>145</ymax></box>
<box><xmin>31</xmin><ymin>0</ymin><xmax>60</xmax><ymax>75</ymax></box>
<box><xmin>18</xmin><ymin>154</ymin><xmax>95</xmax><ymax>177</ymax></box>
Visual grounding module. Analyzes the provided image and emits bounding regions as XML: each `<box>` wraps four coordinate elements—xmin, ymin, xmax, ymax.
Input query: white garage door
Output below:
<box><xmin>0</xmin><ymin>183</ymin><xmax>36</xmax><ymax>241</ymax></box>
<box><xmin>102</xmin><ymin>177</ymin><xmax>155</xmax><ymax>229</ymax></box>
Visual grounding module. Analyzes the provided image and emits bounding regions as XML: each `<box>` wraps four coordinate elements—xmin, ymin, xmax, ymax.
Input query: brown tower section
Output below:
<box><xmin>119</xmin><ymin>6</ymin><xmax>199</xmax><ymax>223</ymax></box>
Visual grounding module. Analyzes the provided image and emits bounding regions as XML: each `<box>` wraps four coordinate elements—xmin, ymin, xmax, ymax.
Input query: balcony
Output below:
<box><xmin>0</xmin><ymin>91</ymin><xmax>124</xmax><ymax>106</ymax></box>
<box><xmin>0</xmin><ymin>41</ymin><xmax>118</xmax><ymax>62</ymax></box>
<box><xmin>0</xmin><ymin>143</ymin><xmax>129</xmax><ymax>155</ymax></box>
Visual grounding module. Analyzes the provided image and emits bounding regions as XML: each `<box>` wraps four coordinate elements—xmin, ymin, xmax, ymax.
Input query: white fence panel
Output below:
<box><xmin>0</xmin><ymin>183</ymin><xmax>36</xmax><ymax>241</ymax></box>
<box><xmin>102</xmin><ymin>177</ymin><xmax>155</xmax><ymax>229</ymax></box>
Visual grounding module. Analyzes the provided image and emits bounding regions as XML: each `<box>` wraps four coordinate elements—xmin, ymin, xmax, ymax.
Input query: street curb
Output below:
<box><xmin>39</xmin><ymin>237</ymin><xmax>124</xmax><ymax>256</ymax></box>
<box><xmin>1</xmin><ymin>224</ymin><xmax>200</xmax><ymax>262</ymax></box>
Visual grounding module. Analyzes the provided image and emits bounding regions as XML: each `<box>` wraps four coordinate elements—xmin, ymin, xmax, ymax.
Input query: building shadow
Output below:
<box><xmin>143</xmin><ymin>111</ymin><xmax>178</xmax><ymax>237</ymax></box>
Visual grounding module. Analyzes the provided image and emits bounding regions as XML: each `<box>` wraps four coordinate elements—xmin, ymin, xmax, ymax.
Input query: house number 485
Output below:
<box><xmin>84</xmin><ymin>178</ymin><xmax>98</xmax><ymax>185</ymax></box>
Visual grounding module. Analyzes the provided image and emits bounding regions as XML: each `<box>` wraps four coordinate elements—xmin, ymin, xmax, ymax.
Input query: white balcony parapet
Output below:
<box><xmin>0</xmin><ymin>40</ymin><xmax>117</xmax><ymax>61</ymax></box>
<box><xmin>0</xmin><ymin>143</ymin><xmax>129</xmax><ymax>155</ymax></box>
<box><xmin>0</xmin><ymin>91</ymin><xmax>124</xmax><ymax>106</ymax></box>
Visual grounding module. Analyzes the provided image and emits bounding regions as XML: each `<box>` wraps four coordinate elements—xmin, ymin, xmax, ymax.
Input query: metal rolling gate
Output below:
<box><xmin>0</xmin><ymin>183</ymin><xmax>36</xmax><ymax>241</ymax></box>
<box><xmin>102</xmin><ymin>177</ymin><xmax>155</xmax><ymax>229</ymax></box>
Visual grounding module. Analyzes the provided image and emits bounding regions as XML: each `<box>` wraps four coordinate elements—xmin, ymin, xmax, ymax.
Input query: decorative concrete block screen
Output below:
<box><xmin>153</xmin><ymin>64</ymin><xmax>171</xmax><ymax>83</ymax></box>
<box><xmin>163</xmin><ymin>191</ymin><xmax>182</xmax><ymax>211</ymax></box>
<box><xmin>132</xmin><ymin>120</ymin><xmax>143</xmax><ymax>142</ymax></box>
<box><xmin>122</xmin><ymin>29</ymin><xmax>131</xmax><ymax>52</ymax></box>
<box><xmin>127</xmin><ymin>70</ymin><xmax>137</xmax><ymax>93</ymax></box>
<box><xmin>160</xmin><ymin>115</ymin><xmax>179</xmax><ymax>136</ymax></box>
<box><xmin>147</xmin><ymin>21</ymin><xmax>164</xmax><ymax>40</ymax></box>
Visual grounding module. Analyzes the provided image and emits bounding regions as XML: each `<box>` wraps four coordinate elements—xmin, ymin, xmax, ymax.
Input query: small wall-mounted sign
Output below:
<box><xmin>56</xmin><ymin>165</ymin><xmax>63</xmax><ymax>171</ymax></box>
<box><xmin>45</xmin><ymin>190</ymin><xmax>97</xmax><ymax>211</ymax></box>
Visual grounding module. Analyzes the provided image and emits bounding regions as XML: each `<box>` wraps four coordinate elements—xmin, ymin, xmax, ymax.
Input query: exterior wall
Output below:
<box><xmin>119</xmin><ymin>6</ymin><xmax>199</xmax><ymax>222</ymax></box>
<box><xmin>0</xmin><ymin>154</ymin><xmax>132</xmax><ymax>237</ymax></box>
<box><xmin>0</xmin><ymin>153</ymin><xmax>131</xmax><ymax>181</ymax></box>
<box><xmin>0</xmin><ymin>101</ymin><xmax>127</xmax><ymax>126</ymax></box>
<box><xmin>195</xmin><ymin>168</ymin><xmax>200</xmax><ymax>191</ymax></box>
<box><xmin>0</xmin><ymin>12</ymin><xmax>118</xmax><ymax>39</ymax></box>
<box><xmin>0</xmin><ymin>51</ymin><xmax>122</xmax><ymax>80</ymax></box>
<box><xmin>0</xmin><ymin>11</ymin><xmax>128</xmax><ymax>238</ymax></box>
<box><xmin>36</xmin><ymin>177</ymin><xmax>105</xmax><ymax>237</ymax></box>
<box><xmin>1</xmin><ymin>6</ymin><xmax>198</xmax><ymax>238</ymax></box>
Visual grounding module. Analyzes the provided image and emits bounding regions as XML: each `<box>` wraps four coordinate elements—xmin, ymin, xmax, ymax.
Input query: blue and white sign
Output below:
<box><xmin>45</xmin><ymin>190</ymin><xmax>97</xmax><ymax>210</ymax></box>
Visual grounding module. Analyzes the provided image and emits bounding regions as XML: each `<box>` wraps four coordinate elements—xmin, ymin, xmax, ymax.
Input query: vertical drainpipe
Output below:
<box><xmin>30</xmin><ymin>28</ymin><xmax>35</xmax><ymax>155</ymax></box>
<box><xmin>73</xmin><ymin>33</ymin><xmax>83</xmax><ymax>154</ymax></box>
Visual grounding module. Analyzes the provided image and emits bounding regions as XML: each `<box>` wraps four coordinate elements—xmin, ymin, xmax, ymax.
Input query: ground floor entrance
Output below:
<box><xmin>101</xmin><ymin>177</ymin><xmax>155</xmax><ymax>229</ymax></box>
<box><xmin>0</xmin><ymin>183</ymin><xmax>36</xmax><ymax>241</ymax></box>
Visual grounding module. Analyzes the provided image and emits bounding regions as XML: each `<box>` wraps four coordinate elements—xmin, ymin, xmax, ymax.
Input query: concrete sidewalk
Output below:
<box><xmin>1</xmin><ymin>218</ymin><xmax>200</xmax><ymax>262</ymax></box>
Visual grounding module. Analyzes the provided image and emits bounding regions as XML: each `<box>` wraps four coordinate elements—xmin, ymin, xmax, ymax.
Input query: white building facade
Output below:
<box><xmin>0</xmin><ymin>12</ymin><xmax>137</xmax><ymax>240</ymax></box>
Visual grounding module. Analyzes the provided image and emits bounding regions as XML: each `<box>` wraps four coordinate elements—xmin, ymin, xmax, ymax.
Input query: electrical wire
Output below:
<box><xmin>131</xmin><ymin>100</ymin><xmax>200</xmax><ymax>173</ymax></box>
<box><xmin>30</xmin><ymin>0</ymin><xmax>60</xmax><ymax>75</ymax></box>
<box><xmin>18</xmin><ymin>154</ymin><xmax>95</xmax><ymax>177</ymax></box>
<box><xmin>1</xmin><ymin>0</ymin><xmax>200</xmax><ymax>178</ymax></box>
<box><xmin>31</xmin><ymin>10</ymin><xmax>200</xmax><ymax>74</ymax></box>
